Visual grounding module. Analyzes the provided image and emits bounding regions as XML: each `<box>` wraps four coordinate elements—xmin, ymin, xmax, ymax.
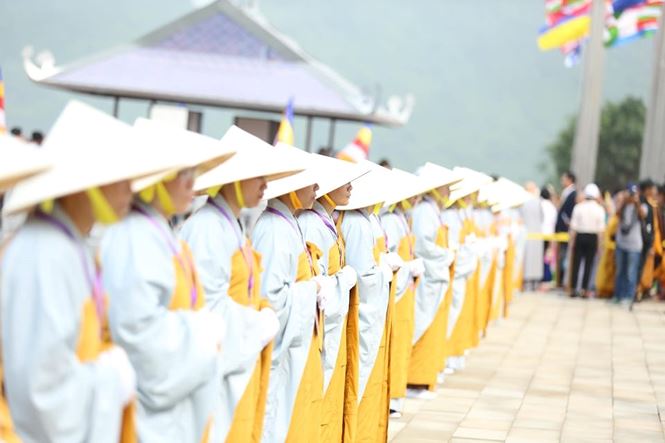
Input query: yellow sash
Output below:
<box><xmin>225</xmin><ymin>240</ymin><xmax>273</xmax><ymax>443</ymax></box>
<box><xmin>321</xmin><ymin>226</ymin><xmax>348</xmax><ymax>442</ymax></box>
<box><xmin>285</xmin><ymin>246</ymin><xmax>323</xmax><ymax>443</ymax></box>
<box><xmin>165</xmin><ymin>242</ymin><xmax>211</xmax><ymax>443</ymax></box>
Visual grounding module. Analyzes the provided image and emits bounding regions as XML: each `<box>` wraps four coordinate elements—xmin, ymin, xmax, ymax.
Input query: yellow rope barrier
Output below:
<box><xmin>526</xmin><ymin>232</ymin><xmax>570</xmax><ymax>243</ymax></box>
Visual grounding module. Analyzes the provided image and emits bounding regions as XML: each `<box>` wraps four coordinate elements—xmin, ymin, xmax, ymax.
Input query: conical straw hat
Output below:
<box><xmin>195</xmin><ymin>126</ymin><xmax>304</xmax><ymax>192</ymax></box>
<box><xmin>0</xmin><ymin>135</ymin><xmax>51</xmax><ymax>194</ymax></box>
<box><xmin>415</xmin><ymin>162</ymin><xmax>462</xmax><ymax>192</ymax></box>
<box><xmin>382</xmin><ymin>167</ymin><xmax>444</xmax><ymax>208</ymax></box>
<box><xmin>262</xmin><ymin>143</ymin><xmax>322</xmax><ymax>200</ymax></box>
<box><xmin>4</xmin><ymin>101</ymin><xmax>183</xmax><ymax>214</ymax></box>
<box><xmin>447</xmin><ymin>166</ymin><xmax>493</xmax><ymax>206</ymax></box>
<box><xmin>336</xmin><ymin>161</ymin><xmax>393</xmax><ymax>211</ymax></box>
<box><xmin>314</xmin><ymin>155</ymin><xmax>370</xmax><ymax>198</ymax></box>
<box><xmin>131</xmin><ymin>117</ymin><xmax>236</xmax><ymax>191</ymax></box>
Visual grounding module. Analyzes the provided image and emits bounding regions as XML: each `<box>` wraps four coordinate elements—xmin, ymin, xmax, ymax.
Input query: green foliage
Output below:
<box><xmin>545</xmin><ymin>96</ymin><xmax>645</xmax><ymax>191</ymax></box>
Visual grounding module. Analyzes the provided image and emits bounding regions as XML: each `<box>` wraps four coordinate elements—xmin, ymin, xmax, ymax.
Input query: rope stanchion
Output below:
<box><xmin>526</xmin><ymin>232</ymin><xmax>570</xmax><ymax>243</ymax></box>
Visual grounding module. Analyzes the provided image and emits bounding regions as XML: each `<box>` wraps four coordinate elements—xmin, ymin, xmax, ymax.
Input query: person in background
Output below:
<box><xmin>656</xmin><ymin>184</ymin><xmax>665</xmax><ymax>300</ymax></box>
<box><xmin>407</xmin><ymin>163</ymin><xmax>458</xmax><ymax>397</ymax></box>
<box><xmin>30</xmin><ymin>130</ymin><xmax>44</xmax><ymax>146</ymax></box>
<box><xmin>335</xmin><ymin>163</ymin><xmax>396</xmax><ymax>442</ymax></box>
<box><xmin>297</xmin><ymin>156</ymin><xmax>365</xmax><ymax>440</ymax></box>
<box><xmin>378</xmin><ymin>169</ymin><xmax>426</xmax><ymax>417</ymax></box>
<box><xmin>540</xmin><ymin>186</ymin><xmax>558</xmax><ymax>290</ymax></box>
<box><xmin>0</xmin><ymin>127</ymin><xmax>51</xmax><ymax>443</ymax></box>
<box><xmin>556</xmin><ymin>171</ymin><xmax>577</xmax><ymax>289</ymax></box>
<box><xmin>180</xmin><ymin>127</ymin><xmax>297</xmax><ymax>442</ymax></box>
<box><xmin>520</xmin><ymin>182</ymin><xmax>544</xmax><ymax>291</ymax></box>
<box><xmin>637</xmin><ymin>179</ymin><xmax>660</xmax><ymax>301</ymax></box>
<box><xmin>2</xmin><ymin>101</ymin><xmax>173</xmax><ymax>443</ymax></box>
<box><xmin>568</xmin><ymin>184</ymin><xmax>606</xmax><ymax>298</ymax></box>
<box><xmin>101</xmin><ymin>118</ymin><xmax>234</xmax><ymax>442</ymax></box>
<box><xmin>251</xmin><ymin>146</ymin><xmax>331</xmax><ymax>443</ymax></box>
<box><xmin>613</xmin><ymin>184</ymin><xmax>648</xmax><ymax>308</ymax></box>
<box><xmin>9</xmin><ymin>127</ymin><xmax>23</xmax><ymax>140</ymax></box>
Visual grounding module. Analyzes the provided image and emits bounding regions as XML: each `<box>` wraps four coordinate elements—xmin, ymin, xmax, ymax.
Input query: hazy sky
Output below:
<box><xmin>0</xmin><ymin>0</ymin><xmax>656</xmax><ymax>183</ymax></box>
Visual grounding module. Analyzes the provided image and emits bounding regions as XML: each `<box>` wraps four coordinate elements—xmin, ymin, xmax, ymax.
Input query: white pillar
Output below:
<box><xmin>571</xmin><ymin>0</ymin><xmax>606</xmax><ymax>186</ymax></box>
<box><xmin>640</xmin><ymin>5</ymin><xmax>665</xmax><ymax>180</ymax></box>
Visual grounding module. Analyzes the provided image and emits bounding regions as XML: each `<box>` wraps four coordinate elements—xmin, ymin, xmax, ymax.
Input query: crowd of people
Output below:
<box><xmin>0</xmin><ymin>100</ymin><xmax>532</xmax><ymax>443</ymax></box>
<box><xmin>522</xmin><ymin>170</ymin><xmax>665</xmax><ymax>309</ymax></box>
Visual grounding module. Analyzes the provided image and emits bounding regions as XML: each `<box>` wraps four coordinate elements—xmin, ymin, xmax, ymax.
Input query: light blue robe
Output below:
<box><xmin>251</xmin><ymin>199</ymin><xmax>318</xmax><ymax>443</ymax></box>
<box><xmin>1</xmin><ymin>205</ymin><xmax>126</xmax><ymax>443</ymax></box>
<box><xmin>446</xmin><ymin>208</ymin><xmax>479</xmax><ymax>339</ymax></box>
<box><xmin>411</xmin><ymin>199</ymin><xmax>455</xmax><ymax>344</ymax></box>
<box><xmin>380</xmin><ymin>209</ymin><xmax>415</xmax><ymax>303</ymax></box>
<box><xmin>101</xmin><ymin>202</ymin><xmax>221</xmax><ymax>443</ymax></box>
<box><xmin>297</xmin><ymin>202</ymin><xmax>351</xmax><ymax>391</ymax></box>
<box><xmin>339</xmin><ymin>209</ymin><xmax>391</xmax><ymax>399</ymax></box>
<box><xmin>179</xmin><ymin>195</ymin><xmax>268</xmax><ymax>439</ymax></box>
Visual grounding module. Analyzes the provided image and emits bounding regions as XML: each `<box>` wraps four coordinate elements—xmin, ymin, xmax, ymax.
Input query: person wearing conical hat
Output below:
<box><xmin>490</xmin><ymin>181</ymin><xmax>532</xmax><ymax>316</ymax></box>
<box><xmin>378</xmin><ymin>168</ymin><xmax>428</xmax><ymax>417</ymax></box>
<box><xmin>335</xmin><ymin>161</ymin><xmax>398</xmax><ymax>443</ymax></box>
<box><xmin>251</xmin><ymin>144</ymin><xmax>333</xmax><ymax>443</ymax></box>
<box><xmin>404</xmin><ymin>162</ymin><xmax>460</xmax><ymax>398</ymax></box>
<box><xmin>1</xmin><ymin>101</ymin><xmax>178</xmax><ymax>443</ymax></box>
<box><xmin>470</xmin><ymin>180</ymin><xmax>500</xmax><ymax>339</ymax></box>
<box><xmin>0</xmin><ymin>134</ymin><xmax>51</xmax><ymax>443</ymax></box>
<box><xmin>99</xmin><ymin>117</ymin><xmax>235</xmax><ymax>443</ymax></box>
<box><xmin>477</xmin><ymin>179</ymin><xmax>511</xmax><ymax>325</ymax></box>
<box><xmin>296</xmin><ymin>155</ymin><xmax>367</xmax><ymax>442</ymax></box>
<box><xmin>179</xmin><ymin>127</ymin><xmax>303</xmax><ymax>442</ymax></box>
<box><xmin>443</xmin><ymin>167</ymin><xmax>492</xmax><ymax>372</ymax></box>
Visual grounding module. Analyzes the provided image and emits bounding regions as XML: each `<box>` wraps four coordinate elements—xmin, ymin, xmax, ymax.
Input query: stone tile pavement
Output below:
<box><xmin>388</xmin><ymin>292</ymin><xmax>665</xmax><ymax>442</ymax></box>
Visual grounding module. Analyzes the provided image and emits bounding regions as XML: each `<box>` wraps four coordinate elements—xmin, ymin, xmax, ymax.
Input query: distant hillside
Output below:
<box><xmin>0</xmin><ymin>0</ymin><xmax>655</xmax><ymax>182</ymax></box>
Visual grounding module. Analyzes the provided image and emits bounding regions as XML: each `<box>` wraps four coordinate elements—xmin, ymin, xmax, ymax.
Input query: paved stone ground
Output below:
<box><xmin>388</xmin><ymin>292</ymin><xmax>665</xmax><ymax>442</ymax></box>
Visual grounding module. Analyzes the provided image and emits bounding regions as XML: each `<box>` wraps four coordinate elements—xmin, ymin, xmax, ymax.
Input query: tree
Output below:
<box><xmin>545</xmin><ymin>96</ymin><xmax>645</xmax><ymax>192</ymax></box>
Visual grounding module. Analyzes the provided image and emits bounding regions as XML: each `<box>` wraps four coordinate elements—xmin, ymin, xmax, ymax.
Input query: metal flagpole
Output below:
<box><xmin>639</xmin><ymin>4</ymin><xmax>665</xmax><ymax>180</ymax></box>
<box><xmin>570</xmin><ymin>0</ymin><xmax>606</xmax><ymax>186</ymax></box>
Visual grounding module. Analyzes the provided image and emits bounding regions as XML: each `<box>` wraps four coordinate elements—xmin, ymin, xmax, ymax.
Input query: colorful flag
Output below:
<box><xmin>336</xmin><ymin>125</ymin><xmax>372</xmax><ymax>163</ymax></box>
<box><xmin>538</xmin><ymin>0</ymin><xmax>663</xmax><ymax>66</ymax></box>
<box><xmin>0</xmin><ymin>68</ymin><xmax>6</xmax><ymax>134</ymax></box>
<box><xmin>606</xmin><ymin>0</ymin><xmax>663</xmax><ymax>47</ymax></box>
<box><xmin>274</xmin><ymin>98</ymin><xmax>295</xmax><ymax>146</ymax></box>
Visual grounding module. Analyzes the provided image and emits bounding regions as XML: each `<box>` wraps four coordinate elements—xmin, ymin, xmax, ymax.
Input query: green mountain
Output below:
<box><xmin>0</xmin><ymin>0</ymin><xmax>655</xmax><ymax>182</ymax></box>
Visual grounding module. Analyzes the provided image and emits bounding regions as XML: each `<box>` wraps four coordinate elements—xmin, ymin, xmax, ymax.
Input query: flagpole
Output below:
<box><xmin>570</xmin><ymin>0</ymin><xmax>606</xmax><ymax>187</ymax></box>
<box><xmin>639</xmin><ymin>4</ymin><xmax>665</xmax><ymax>179</ymax></box>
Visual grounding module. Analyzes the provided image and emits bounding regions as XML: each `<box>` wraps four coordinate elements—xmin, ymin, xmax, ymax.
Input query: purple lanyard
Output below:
<box><xmin>266</xmin><ymin>207</ymin><xmax>314</xmax><ymax>271</ymax></box>
<box><xmin>207</xmin><ymin>198</ymin><xmax>255</xmax><ymax>297</ymax></box>
<box><xmin>310</xmin><ymin>209</ymin><xmax>343</xmax><ymax>268</ymax></box>
<box><xmin>36</xmin><ymin>212</ymin><xmax>106</xmax><ymax>327</ymax></box>
<box><xmin>132</xmin><ymin>205</ymin><xmax>199</xmax><ymax>308</ymax></box>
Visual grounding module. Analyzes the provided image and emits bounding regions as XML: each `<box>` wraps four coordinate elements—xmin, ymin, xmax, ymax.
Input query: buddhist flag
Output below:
<box><xmin>336</xmin><ymin>125</ymin><xmax>372</xmax><ymax>163</ymax></box>
<box><xmin>0</xmin><ymin>68</ymin><xmax>6</xmax><ymax>134</ymax></box>
<box><xmin>274</xmin><ymin>98</ymin><xmax>295</xmax><ymax>145</ymax></box>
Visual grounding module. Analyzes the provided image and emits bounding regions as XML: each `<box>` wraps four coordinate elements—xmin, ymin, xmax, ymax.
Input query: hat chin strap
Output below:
<box><xmin>289</xmin><ymin>191</ymin><xmax>303</xmax><ymax>210</ymax></box>
<box><xmin>139</xmin><ymin>182</ymin><xmax>176</xmax><ymax>217</ymax></box>
<box><xmin>431</xmin><ymin>189</ymin><xmax>449</xmax><ymax>207</ymax></box>
<box><xmin>86</xmin><ymin>187</ymin><xmax>119</xmax><ymax>225</ymax></box>
<box><xmin>39</xmin><ymin>199</ymin><xmax>55</xmax><ymax>214</ymax></box>
<box><xmin>233</xmin><ymin>181</ymin><xmax>246</xmax><ymax>208</ymax></box>
<box><xmin>321</xmin><ymin>194</ymin><xmax>337</xmax><ymax>208</ymax></box>
<box><xmin>206</xmin><ymin>185</ymin><xmax>222</xmax><ymax>198</ymax></box>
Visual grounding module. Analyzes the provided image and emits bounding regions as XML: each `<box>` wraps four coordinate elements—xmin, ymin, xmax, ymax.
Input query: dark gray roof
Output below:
<box><xmin>23</xmin><ymin>1</ymin><xmax>413</xmax><ymax>126</ymax></box>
